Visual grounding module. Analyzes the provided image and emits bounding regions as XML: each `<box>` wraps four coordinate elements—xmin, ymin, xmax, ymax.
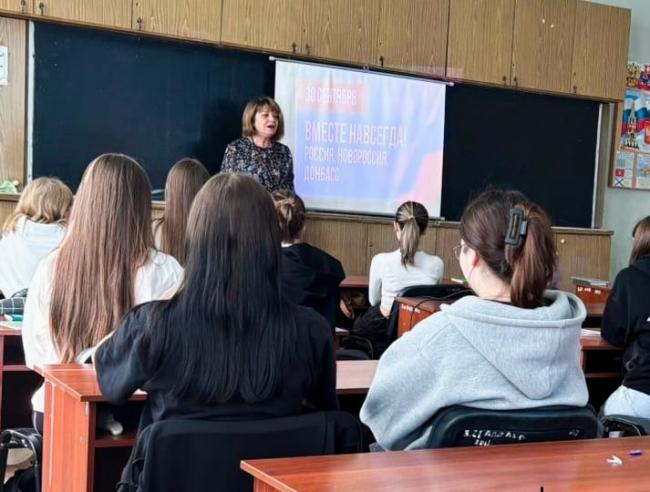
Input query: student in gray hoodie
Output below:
<box><xmin>360</xmin><ymin>189</ymin><xmax>589</xmax><ymax>450</ymax></box>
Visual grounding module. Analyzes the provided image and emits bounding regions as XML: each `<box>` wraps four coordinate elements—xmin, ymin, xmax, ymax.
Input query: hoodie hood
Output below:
<box><xmin>440</xmin><ymin>290</ymin><xmax>586</xmax><ymax>400</ymax></box>
<box><xmin>632</xmin><ymin>255</ymin><xmax>650</xmax><ymax>278</ymax></box>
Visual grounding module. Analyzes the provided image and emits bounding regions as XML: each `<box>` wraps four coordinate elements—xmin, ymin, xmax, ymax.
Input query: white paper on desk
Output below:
<box><xmin>0</xmin><ymin>46</ymin><xmax>8</xmax><ymax>86</ymax></box>
<box><xmin>581</xmin><ymin>328</ymin><xmax>601</xmax><ymax>337</ymax></box>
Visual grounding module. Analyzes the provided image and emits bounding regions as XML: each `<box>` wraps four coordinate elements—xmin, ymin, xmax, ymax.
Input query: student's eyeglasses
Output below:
<box><xmin>453</xmin><ymin>243</ymin><xmax>465</xmax><ymax>260</ymax></box>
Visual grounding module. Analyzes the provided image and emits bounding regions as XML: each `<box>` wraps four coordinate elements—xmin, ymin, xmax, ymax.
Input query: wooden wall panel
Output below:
<box><xmin>572</xmin><ymin>1</ymin><xmax>630</xmax><ymax>100</ymax></box>
<box><xmin>435</xmin><ymin>226</ymin><xmax>463</xmax><ymax>280</ymax></box>
<box><xmin>447</xmin><ymin>0</ymin><xmax>515</xmax><ymax>85</ymax></box>
<box><xmin>512</xmin><ymin>0</ymin><xmax>576</xmax><ymax>93</ymax></box>
<box><xmin>133</xmin><ymin>0</ymin><xmax>221</xmax><ymax>42</ymax></box>
<box><xmin>221</xmin><ymin>0</ymin><xmax>303</xmax><ymax>54</ymax></box>
<box><xmin>303</xmin><ymin>217</ymin><xmax>368</xmax><ymax>275</ymax></box>
<box><xmin>36</xmin><ymin>0</ymin><xmax>132</xmax><ymax>28</ymax></box>
<box><xmin>377</xmin><ymin>0</ymin><xmax>448</xmax><ymax>76</ymax></box>
<box><xmin>0</xmin><ymin>17</ymin><xmax>26</xmax><ymax>186</ymax></box>
<box><xmin>0</xmin><ymin>0</ymin><xmax>32</xmax><ymax>13</ymax></box>
<box><xmin>555</xmin><ymin>233</ymin><xmax>611</xmax><ymax>291</ymax></box>
<box><xmin>302</xmin><ymin>0</ymin><xmax>379</xmax><ymax>65</ymax></box>
<box><xmin>0</xmin><ymin>197</ymin><xmax>18</xmax><ymax>227</ymax></box>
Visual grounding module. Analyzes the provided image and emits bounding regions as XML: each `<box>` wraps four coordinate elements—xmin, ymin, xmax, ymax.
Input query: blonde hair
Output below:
<box><xmin>630</xmin><ymin>216</ymin><xmax>650</xmax><ymax>264</ymax></box>
<box><xmin>241</xmin><ymin>96</ymin><xmax>284</xmax><ymax>141</ymax></box>
<box><xmin>2</xmin><ymin>177</ymin><xmax>73</xmax><ymax>233</ymax></box>
<box><xmin>50</xmin><ymin>153</ymin><xmax>153</xmax><ymax>363</ymax></box>
<box><xmin>272</xmin><ymin>191</ymin><xmax>305</xmax><ymax>243</ymax></box>
<box><xmin>157</xmin><ymin>158</ymin><xmax>209</xmax><ymax>265</ymax></box>
<box><xmin>395</xmin><ymin>201</ymin><xmax>429</xmax><ymax>266</ymax></box>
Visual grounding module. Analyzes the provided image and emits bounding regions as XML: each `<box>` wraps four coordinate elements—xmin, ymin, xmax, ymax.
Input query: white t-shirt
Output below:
<box><xmin>369</xmin><ymin>249</ymin><xmax>444</xmax><ymax>312</ymax></box>
<box><xmin>22</xmin><ymin>249</ymin><xmax>183</xmax><ymax>412</ymax></box>
<box><xmin>0</xmin><ymin>218</ymin><xmax>66</xmax><ymax>297</ymax></box>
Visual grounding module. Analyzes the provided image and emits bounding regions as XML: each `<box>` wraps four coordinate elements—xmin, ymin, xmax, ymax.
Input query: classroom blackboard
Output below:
<box><xmin>33</xmin><ymin>22</ymin><xmax>275</xmax><ymax>193</ymax></box>
<box><xmin>33</xmin><ymin>22</ymin><xmax>599</xmax><ymax>226</ymax></box>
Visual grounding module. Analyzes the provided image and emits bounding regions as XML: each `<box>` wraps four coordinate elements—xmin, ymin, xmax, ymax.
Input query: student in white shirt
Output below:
<box><xmin>0</xmin><ymin>177</ymin><xmax>73</xmax><ymax>298</ymax></box>
<box><xmin>22</xmin><ymin>154</ymin><xmax>183</xmax><ymax>433</ymax></box>
<box><xmin>350</xmin><ymin>201</ymin><xmax>444</xmax><ymax>356</ymax></box>
<box><xmin>153</xmin><ymin>158</ymin><xmax>209</xmax><ymax>265</ymax></box>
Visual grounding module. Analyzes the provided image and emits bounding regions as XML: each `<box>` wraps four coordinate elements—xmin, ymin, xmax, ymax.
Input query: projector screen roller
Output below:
<box><xmin>275</xmin><ymin>61</ymin><xmax>446</xmax><ymax>217</ymax></box>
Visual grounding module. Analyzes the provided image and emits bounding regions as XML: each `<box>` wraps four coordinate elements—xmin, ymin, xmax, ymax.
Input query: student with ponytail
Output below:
<box><xmin>360</xmin><ymin>189</ymin><xmax>588</xmax><ymax>450</ymax></box>
<box><xmin>351</xmin><ymin>201</ymin><xmax>443</xmax><ymax>355</ymax></box>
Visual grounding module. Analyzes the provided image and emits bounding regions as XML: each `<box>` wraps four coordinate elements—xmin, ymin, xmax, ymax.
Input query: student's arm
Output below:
<box><xmin>22</xmin><ymin>257</ymin><xmax>58</xmax><ymax>369</ymax></box>
<box><xmin>306</xmin><ymin>315</ymin><xmax>338</xmax><ymax>411</ymax></box>
<box><xmin>368</xmin><ymin>255</ymin><xmax>382</xmax><ymax>307</ymax></box>
<box><xmin>94</xmin><ymin>305</ymin><xmax>155</xmax><ymax>404</ymax></box>
<box><xmin>601</xmin><ymin>272</ymin><xmax>631</xmax><ymax>348</ymax></box>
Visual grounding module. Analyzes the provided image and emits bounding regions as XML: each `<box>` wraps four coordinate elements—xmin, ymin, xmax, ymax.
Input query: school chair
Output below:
<box><xmin>424</xmin><ymin>405</ymin><xmax>600</xmax><ymax>449</ymax></box>
<box><xmin>601</xmin><ymin>414</ymin><xmax>650</xmax><ymax>437</ymax></box>
<box><xmin>0</xmin><ymin>427</ymin><xmax>42</xmax><ymax>492</ymax></box>
<box><xmin>117</xmin><ymin>411</ymin><xmax>362</xmax><ymax>492</ymax></box>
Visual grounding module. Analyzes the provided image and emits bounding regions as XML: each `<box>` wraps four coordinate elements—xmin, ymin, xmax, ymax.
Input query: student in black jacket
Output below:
<box><xmin>602</xmin><ymin>216</ymin><xmax>650</xmax><ymax>418</ymax></box>
<box><xmin>95</xmin><ymin>174</ymin><xmax>337</xmax><ymax>428</ymax></box>
<box><xmin>272</xmin><ymin>191</ymin><xmax>345</xmax><ymax>330</ymax></box>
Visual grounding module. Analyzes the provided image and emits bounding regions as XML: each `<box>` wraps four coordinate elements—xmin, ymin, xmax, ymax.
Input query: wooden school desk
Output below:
<box><xmin>0</xmin><ymin>320</ymin><xmax>42</xmax><ymax>428</ymax></box>
<box><xmin>36</xmin><ymin>360</ymin><xmax>377</xmax><ymax>492</ymax></box>
<box><xmin>242</xmin><ymin>436</ymin><xmax>650</xmax><ymax>492</ymax></box>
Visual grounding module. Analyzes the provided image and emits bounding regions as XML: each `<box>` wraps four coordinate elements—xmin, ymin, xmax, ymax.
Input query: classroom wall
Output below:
<box><xmin>594</xmin><ymin>0</ymin><xmax>650</xmax><ymax>278</ymax></box>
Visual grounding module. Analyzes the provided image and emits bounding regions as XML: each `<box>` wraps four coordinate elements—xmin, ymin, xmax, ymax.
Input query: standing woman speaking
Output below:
<box><xmin>221</xmin><ymin>96</ymin><xmax>295</xmax><ymax>193</ymax></box>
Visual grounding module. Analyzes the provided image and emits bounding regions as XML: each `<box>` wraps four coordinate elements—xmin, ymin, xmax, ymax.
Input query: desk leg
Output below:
<box><xmin>253</xmin><ymin>479</ymin><xmax>278</xmax><ymax>492</ymax></box>
<box><xmin>42</xmin><ymin>382</ymin><xmax>96</xmax><ymax>492</ymax></box>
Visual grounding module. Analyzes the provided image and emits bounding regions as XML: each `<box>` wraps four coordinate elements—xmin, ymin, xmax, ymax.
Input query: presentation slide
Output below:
<box><xmin>275</xmin><ymin>61</ymin><xmax>446</xmax><ymax>217</ymax></box>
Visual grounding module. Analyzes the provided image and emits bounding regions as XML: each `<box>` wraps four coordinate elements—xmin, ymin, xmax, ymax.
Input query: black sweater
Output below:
<box><xmin>280</xmin><ymin>243</ymin><xmax>345</xmax><ymax>329</ymax></box>
<box><xmin>601</xmin><ymin>255</ymin><xmax>650</xmax><ymax>395</ymax></box>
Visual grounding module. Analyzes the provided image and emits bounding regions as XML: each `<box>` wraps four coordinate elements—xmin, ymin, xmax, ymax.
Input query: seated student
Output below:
<box><xmin>272</xmin><ymin>191</ymin><xmax>345</xmax><ymax>329</ymax></box>
<box><xmin>0</xmin><ymin>177</ymin><xmax>73</xmax><ymax>299</ymax></box>
<box><xmin>360</xmin><ymin>189</ymin><xmax>589</xmax><ymax>450</ymax></box>
<box><xmin>153</xmin><ymin>158</ymin><xmax>210</xmax><ymax>265</ymax></box>
<box><xmin>22</xmin><ymin>154</ymin><xmax>183</xmax><ymax>433</ymax></box>
<box><xmin>351</xmin><ymin>201</ymin><xmax>443</xmax><ymax>354</ymax></box>
<box><xmin>601</xmin><ymin>216</ymin><xmax>650</xmax><ymax>418</ymax></box>
<box><xmin>94</xmin><ymin>173</ymin><xmax>336</xmax><ymax>433</ymax></box>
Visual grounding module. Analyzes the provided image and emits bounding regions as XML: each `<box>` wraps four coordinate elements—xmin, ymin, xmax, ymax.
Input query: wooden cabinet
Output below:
<box><xmin>221</xmin><ymin>0</ymin><xmax>303</xmax><ymax>54</ymax></box>
<box><xmin>0</xmin><ymin>18</ymin><xmax>26</xmax><ymax>186</ymax></box>
<box><xmin>302</xmin><ymin>0</ymin><xmax>379</xmax><ymax>65</ymax></box>
<box><xmin>0</xmin><ymin>0</ymin><xmax>31</xmax><ymax>13</ymax></box>
<box><xmin>34</xmin><ymin>0</ymin><xmax>131</xmax><ymax>28</ymax></box>
<box><xmin>447</xmin><ymin>0</ymin><xmax>515</xmax><ymax>85</ymax></box>
<box><xmin>376</xmin><ymin>0</ymin><xmax>448</xmax><ymax>76</ymax></box>
<box><xmin>555</xmin><ymin>232</ymin><xmax>611</xmax><ymax>291</ymax></box>
<box><xmin>133</xmin><ymin>0</ymin><xmax>221</xmax><ymax>42</ymax></box>
<box><xmin>572</xmin><ymin>1</ymin><xmax>630</xmax><ymax>101</ymax></box>
<box><xmin>511</xmin><ymin>0</ymin><xmax>576</xmax><ymax>93</ymax></box>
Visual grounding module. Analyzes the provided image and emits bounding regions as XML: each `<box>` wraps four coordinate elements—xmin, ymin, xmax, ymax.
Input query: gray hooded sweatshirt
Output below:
<box><xmin>359</xmin><ymin>290</ymin><xmax>589</xmax><ymax>450</ymax></box>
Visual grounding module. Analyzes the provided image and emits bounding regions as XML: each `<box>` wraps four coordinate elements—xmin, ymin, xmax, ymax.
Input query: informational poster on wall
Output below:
<box><xmin>612</xmin><ymin>62</ymin><xmax>650</xmax><ymax>189</ymax></box>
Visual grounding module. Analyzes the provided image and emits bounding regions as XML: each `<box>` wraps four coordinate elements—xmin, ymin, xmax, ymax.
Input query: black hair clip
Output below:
<box><xmin>505</xmin><ymin>208</ymin><xmax>528</xmax><ymax>246</ymax></box>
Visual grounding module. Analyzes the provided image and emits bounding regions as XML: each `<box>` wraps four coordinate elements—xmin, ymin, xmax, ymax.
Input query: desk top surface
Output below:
<box><xmin>339</xmin><ymin>276</ymin><xmax>369</xmax><ymax>289</ymax></box>
<box><xmin>37</xmin><ymin>360</ymin><xmax>379</xmax><ymax>402</ymax></box>
<box><xmin>0</xmin><ymin>320</ymin><xmax>22</xmax><ymax>336</ymax></box>
<box><xmin>241</xmin><ymin>436</ymin><xmax>650</xmax><ymax>491</ymax></box>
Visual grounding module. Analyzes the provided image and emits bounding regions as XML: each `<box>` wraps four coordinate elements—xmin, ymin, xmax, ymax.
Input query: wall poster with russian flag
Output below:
<box><xmin>275</xmin><ymin>60</ymin><xmax>446</xmax><ymax>217</ymax></box>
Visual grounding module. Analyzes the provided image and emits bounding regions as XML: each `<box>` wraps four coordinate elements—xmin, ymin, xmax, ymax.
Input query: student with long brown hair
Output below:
<box><xmin>94</xmin><ymin>173</ymin><xmax>336</xmax><ymax>430</ymax></box>
<box><xmin>0</xmin><ymin>177</ymin><xmax>72</xmax><ymax>298</ymax></box>
<box><xmin>601</xmin><ymin>216</ymin><xmax>650</xmax><ymax>418</ymax></box>
<box><xmin>272</xmin><ymin>191</ymin><xmax>345</xmax><ymax>329</ymax></box>
<box><xmin>360</xmin><ymin>189</ymin><xmax>588</xmax><ymax>450</ymax></box>
<box><xmin>153</xmin><ymin>158</ymin><xmax>209</xmax><ymax>264</ymax></box>
<box><xmin>22</xmin><ymin>154</ymin><xmax>183</xmax><ymax>431</ymax></box>
<box><xmin>351</xmin><ymin>201</ymin><xmax>443</xmax><ymax>355</ymax></box>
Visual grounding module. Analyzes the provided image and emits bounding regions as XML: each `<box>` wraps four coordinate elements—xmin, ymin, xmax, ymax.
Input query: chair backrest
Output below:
<box><xmin>132</xmin><ymin>412</ymin><xmax>361</xmax><ymax>492</ymax></box>
<box><xmin>601</xmin><ymin>414</ymin><xmax>650</xmax><ymax>437</ymax></box>
<box><xmin>385</xmin><ymin>284</ymin><xmax>472</xmax><ymax>344</ymax></box>
<box><xmin>425</xmin><ymin>405</ymin><xmax>600</xmax><ymax>448</ymax></box>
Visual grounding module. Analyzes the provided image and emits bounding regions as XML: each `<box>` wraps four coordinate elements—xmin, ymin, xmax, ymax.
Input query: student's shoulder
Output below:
<box><xmin>371</xmin><ymin>250</ymin><xmax>398</xmax><ymax>266</ymax></box>
<box><xmin>148</xmin><ymin>250</ymin><xmax>182</xmax><ymax>273</ymax></box>
<box><xmin>291</xmin><ymin>303</ymin><xmax>331</xmax><ymax>339</ymax></box>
